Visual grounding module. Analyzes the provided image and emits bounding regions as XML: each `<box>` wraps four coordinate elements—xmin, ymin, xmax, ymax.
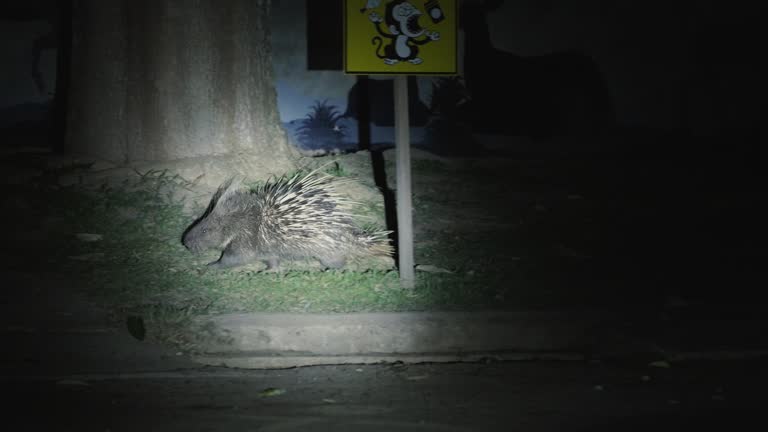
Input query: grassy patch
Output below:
<box><xmin>29</xmin><ymin>168</ymin><xmax>513</xmax><ymax>323</ymax></box>
<box><xmin>9</xmin><ymin>156</ymin><xmax>662</xmax><ymax>330</ymax></box>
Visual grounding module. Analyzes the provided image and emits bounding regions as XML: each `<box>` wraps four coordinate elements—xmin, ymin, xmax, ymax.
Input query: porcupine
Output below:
<box><xmin>181</xmin><ymin>169</ymin><xmax>393</xmax><ymax>270</ymax></box>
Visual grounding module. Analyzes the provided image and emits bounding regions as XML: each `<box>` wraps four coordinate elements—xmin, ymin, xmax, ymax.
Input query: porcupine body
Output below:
<box><xmin>182</xmin><ymin>170</ymin><xmax>392</xmax><ymax>270</ymax></box>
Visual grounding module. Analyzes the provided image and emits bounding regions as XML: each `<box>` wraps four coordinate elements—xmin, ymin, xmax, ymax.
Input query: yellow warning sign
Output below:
<box><xmin>344</xmin><ymin>0</ymin><xmax>458</xmax><ymax>75</ymax></box>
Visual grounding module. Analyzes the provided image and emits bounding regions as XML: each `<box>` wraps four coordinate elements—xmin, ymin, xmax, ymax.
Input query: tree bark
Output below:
<box><xmin>67</xmin><ymin>0</ymin><xmax>296</xmax><ymax>170</ymax></box>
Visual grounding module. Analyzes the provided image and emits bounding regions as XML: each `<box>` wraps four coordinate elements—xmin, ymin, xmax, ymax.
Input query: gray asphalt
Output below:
<box><xmin>5</xmin><ymin>359</ymin><xmax>766</xmax><ymax>431</ymax></box>
<box><xmin>3</xmin><ymin>269</ymin><xmax>768</xmax><ymax>431</ymax></box>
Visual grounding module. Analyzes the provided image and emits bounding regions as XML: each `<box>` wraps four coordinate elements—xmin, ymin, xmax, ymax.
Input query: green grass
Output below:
<box><xmin>11</xmin><ymin>157</ymin><xmax>649</xmax><ymax>331</ymax></box>
<box><xmin>3</xmin><ymin>149</ymin><xmax>758</xmax><ymax>351</ymax></box>
<box><xmin>28</xmin><ymin>168</ymin><xmax>508</xmax><ymax>322</ymax></box>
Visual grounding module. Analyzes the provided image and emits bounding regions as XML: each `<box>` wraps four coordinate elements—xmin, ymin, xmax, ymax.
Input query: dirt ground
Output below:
<box><xmin>401</xmin><ymin>144</ymin><xmax>765</xmax><ymax>309</ymax></box>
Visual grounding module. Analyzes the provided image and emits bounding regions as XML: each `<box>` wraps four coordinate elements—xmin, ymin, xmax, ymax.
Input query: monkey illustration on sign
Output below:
<box><xmin>367</xmin><ymin>0</ymin><xmax>441</xmax><ymax>65</ymax></box>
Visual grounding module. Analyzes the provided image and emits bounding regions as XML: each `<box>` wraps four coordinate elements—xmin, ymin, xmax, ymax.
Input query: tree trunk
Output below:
<box><xmin>66</xmin><ymin>0</ymin><xmax>296</xmax><ymax>171</ymax></box>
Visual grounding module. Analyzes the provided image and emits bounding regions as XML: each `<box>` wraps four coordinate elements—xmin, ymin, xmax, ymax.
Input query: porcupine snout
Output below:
<box><xmin>181</xmin><ymin>217</ymin><xmax>219</xmax><ymax>253</ymax></box>
<box><xmin>181</xmin><ymin>226</ymin><xmax>201</xmax><ymax>252</ymax></box>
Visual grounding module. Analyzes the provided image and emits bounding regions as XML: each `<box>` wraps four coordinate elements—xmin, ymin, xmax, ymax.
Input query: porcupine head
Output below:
<box><xmin>182</xmin><ymin>178</ymin><xmax>246</xmax><ymax>260</ymax></box>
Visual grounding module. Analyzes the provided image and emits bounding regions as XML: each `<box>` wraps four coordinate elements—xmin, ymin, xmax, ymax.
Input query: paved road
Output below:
<box><xmin>5</xmin><ymin>358</ymin><xmax>765</xmax><ymax>431</ymax></box>
<box><xmin>2</xmin><ymin>262</ymin><xmax>766</xmax><ymax>431</ymax></box>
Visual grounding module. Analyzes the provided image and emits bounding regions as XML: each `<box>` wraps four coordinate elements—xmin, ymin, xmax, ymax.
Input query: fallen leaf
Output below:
<box><xmin>126</xmin><ymin>316</ymin><xmax>146</xmax><ymax>341</ymax></box>
<box><xmin>415</xmin><ymin>264</ymin><xmax>453</xmax><ymax>274</ymax></box>
<box><xmin>406</xmin><ymin>375</ymin><xmax>429</xmax><ymax>381</ymax></box>
<box><xmin>258</xmin><ymin>388</ymin><xmax>286</xmax><ymax>397</ymax></box>
<box><xmin>76</xmin><ymin>233</ymin><xmax>103</xmax><ymax>242</ymax></box>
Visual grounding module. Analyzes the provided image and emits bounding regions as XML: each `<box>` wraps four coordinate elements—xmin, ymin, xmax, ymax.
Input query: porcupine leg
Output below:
<box><xmin>261</xmin><ymin>257</ymin><xmax>281</xmax><ymax>272</ymax></box>
<box><xmin>319</xmin><ymin>255</ymin><xmax>347</xmax><ymax>269</ymax></box>
<box><xmin>208</xmin><ymin>246</ymin><xmax>254</xmax><ymax>269</ymax></box>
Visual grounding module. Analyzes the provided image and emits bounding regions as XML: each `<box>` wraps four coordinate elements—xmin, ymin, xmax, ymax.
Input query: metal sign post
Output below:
<box><xmin>393</xmin><ymin>75</ymin><xmax>415</xmax><ymax>288</ymax></box>
<box><xmin>344</xmin><ymin>0</ymin><xmax>458</xmax><ymax>289</ymax></box>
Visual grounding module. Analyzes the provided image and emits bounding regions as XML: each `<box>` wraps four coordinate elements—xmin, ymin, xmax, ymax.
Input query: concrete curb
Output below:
<box><xmin>193</xmin><ymin>352</ymin><xmax>587</xmax><ymax>369</ymax></box>
<box><xmin>189</xmin><ymin>309</ymin><xmax>640</xmax><ymax>368</ymax></box>
<box><xmin>188</xmin><ymin>309</ymin><xmax>768</xmax><ymax>369</ymax></box>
